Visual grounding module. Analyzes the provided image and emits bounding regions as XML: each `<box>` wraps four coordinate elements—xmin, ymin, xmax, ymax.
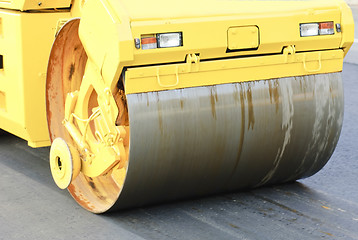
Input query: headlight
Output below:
<box><xmin>138</xmin><ymin>32</ymin><xmax>183</xmax><ymax>50</ymax></box>
<box><xmin>300</xmin><ymin>23</ymin><xmax>319</xmax><ymax>37</ymax></box>
<box><xmin>157</xmin><ymin>32</ymin><xmax>183</xmax><ymax>48</ymax></box>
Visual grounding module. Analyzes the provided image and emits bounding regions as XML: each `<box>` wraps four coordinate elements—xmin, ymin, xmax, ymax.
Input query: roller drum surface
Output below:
<box><xmin>109</xmin><ymin>72</ymin><xmax>343</xmax><ymax>210</ymax></box>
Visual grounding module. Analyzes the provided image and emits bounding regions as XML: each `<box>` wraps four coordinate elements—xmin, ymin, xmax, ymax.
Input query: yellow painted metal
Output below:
<box><xmin>76</xmin><ymin>0</ymin><xmax>353</xmax><ymax>96</ymax></box>
<box><xmin>60</xmin><ymin>59</ymin><xmax>127</xmax><ymax>178</ymax></box>
<box><xmin>0</xmin><ymin>9</ymin><xmax>71</xmax><ymax>147</ymax></box>
<box><xmin>0</xmin><ymin>0</ymin><xmax>354</xmax><ymax>183</ymax></box>
<box><xmin>337</xmin><ymin>0</ymin><xmax>355</xmax><ymax>55</ymax></box>
<box><xmin>0</xmin><ymin>0</ymin><xmax>351</xmax><ymax>150</ymax></box>
<box><xmin>78</xmin><ymin>0</ymin><xmax>133</xmax><ymax>91</ymax></box>
<box><xmin>228</xmin><ymin>26</ymin><xmax>259</xmax><ymax>50</ymax></box>
<box><xmin>129</xmin><ymin>11</ymin><xmax>342</xmax><ymax>65</ymax></box>
<box><xmin>0</xmin><ymin>0</ymin><xmax>71</xmax><ymax>11</ymax></box>
<box><xmin>50</xmin><ymin>137</ymin><xmax>81</xmax><ymax>189</ymax></box>
<box><xmin>125</xmin><ymin>49</ymin><xmax>344</xmax><ymax>94</ymax></box>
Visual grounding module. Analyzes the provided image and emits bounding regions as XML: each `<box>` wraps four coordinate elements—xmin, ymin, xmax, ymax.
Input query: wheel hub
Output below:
<box><xmin>50</xmin><ymin>138</ymin><xmax>81</xmax><ymax>189</ymax></box>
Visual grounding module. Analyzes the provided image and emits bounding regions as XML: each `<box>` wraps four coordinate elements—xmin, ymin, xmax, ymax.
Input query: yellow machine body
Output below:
<box><xmin>0</xmin><ymin>0</ymin><xmax>354</xmax><ymax>212</ymax></box>
<box><xmin>0</xmin><ymin>9</ymin><xmax>70</xmax><ymax>147</ymax></box>
<box><xmin>0</xmin><ymin>0</ymin><xmax>353</xmax><ymax>146</ymax></box>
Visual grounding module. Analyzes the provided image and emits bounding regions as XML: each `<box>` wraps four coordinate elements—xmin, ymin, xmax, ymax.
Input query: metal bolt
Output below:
<box><xmin>134</xmin><ymin>38</ymin><xmax>140</xmax><ymax>49</ymax></box>
<box><xmin>336</xmin><ymin>23</ymin><xmax>341</xmax><ymax>33</ymax></box>
<box><xmin>38</xmin><ymin>2</ymin><xmax>42</xmax><ymax>6</ymax></box>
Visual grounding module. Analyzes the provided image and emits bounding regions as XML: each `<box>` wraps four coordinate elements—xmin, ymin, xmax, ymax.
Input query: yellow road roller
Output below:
<box><xmin>0</xmin><ymin>0</ymin><xmax>354</xmax><ymax>213</ymax></box>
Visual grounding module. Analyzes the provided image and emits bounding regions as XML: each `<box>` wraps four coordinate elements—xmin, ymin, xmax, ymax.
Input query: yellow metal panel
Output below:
<box><xmin>129</xmin><ymin>7</ymin><xmax>342</xmax><ymax>66</ymax></box>
<box><xmin>338</xmin><ymin>0</ymin><xmax>355</xmax><ymax>55</ymax></box>
<box><xmin>228</xmin><ymin>26</ymin><xmax>259</xmax><ymax>50</ymax></box>
<box><xmin>125</xmin><ymin>49</ymin><xmax>344</xmax><ymax>94</ymax></box>
<box><xmin>0</xmin><ymin>10</ymin><xmax>28</xmax><ymax>139</ymax></box>
<box><xmin>76</xmin><ymin>0</ymin><xmax>351</xmax><ymax>92</ymax></box>
<box><xmin>79</xmin><ymin>0</ymin><xmax>133</xmax><ymax>90</ymax></box>
<box><xmin>120</xmin><ymin>0</ymin><xmax>340</xmax><ymax>22</ymax></box>
<box><xmin>0</xmin><ymin>91</ymin><xmax>5</xmax><ymax>111</ymax></box>
<box><xmin>0</xmin><ymin>0</ymin><xmax>71</xmax><ymax>11</ymax></box>
<box><xmin>0</xmin><ymin>9</ymin><xmax>70</xmax><ymax>147</ymax></box>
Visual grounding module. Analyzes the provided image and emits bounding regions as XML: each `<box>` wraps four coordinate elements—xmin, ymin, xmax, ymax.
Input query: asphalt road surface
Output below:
<box><xmin>1</xmin><ymin>5</ymin><xmax>358</xmax><ymax>240</ymax></box>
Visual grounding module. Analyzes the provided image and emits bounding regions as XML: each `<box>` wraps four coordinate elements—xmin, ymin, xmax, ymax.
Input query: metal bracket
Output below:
<box><xmin>283</xmin><ymin>45</ymin><xmax>321</xmax><ymax>73</ymax></box>
<box><xmin>156</xmin><ymin>66</ymin><xmax>180</xmax><ymax>88</ymax></box>
<box><xmin>283</xmin><ymin>45</ymin><xmax>296</xmax><ymax>63</ymax></box>
<box><xmin>62</xmin><ymin>84</ymin><xmax>127</xmax><ymax>177</ymax></box>
<box><xmin>303</xmin><ymin>53</ymin><xmax>322</xmax><ymax>73</ymax></box>
<box><xmin>186</xmin><ymin>53</ymin><xmax>200</xmax><ymax>72</ymax></box>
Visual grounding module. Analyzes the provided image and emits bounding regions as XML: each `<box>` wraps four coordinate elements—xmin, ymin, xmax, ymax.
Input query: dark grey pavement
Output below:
<box><xmin>1</xmin><ymin>5</ymin><xmax>358</xmax><ymax>240</ymax></box>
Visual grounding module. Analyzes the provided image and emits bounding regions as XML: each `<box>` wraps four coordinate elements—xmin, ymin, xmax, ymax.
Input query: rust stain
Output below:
<box><xmin>88</xmin><ymin>180</ymin><xmax>96</xmax><ymax>190</ymax></box>
<box><xmin>298</xmin><ymin>76</ymin><xmax>310</xmax><ymax>98</ymax></box>
<box><xmin>233</xmin><ymin>84</ymin><xmax>239</xmax><ymax>103</ymax></box>
<box><xmin>268</xmin><ymin>81</ymin><xmax>273</xmax><ymax>102</ymax></box>
<box><xmin>85</xmin><ymin>177</ymin><xmax>109</xmax><ymax>202</ymax></box>
<box><xmin>156</xmin><ymin>92</ymin><xmax>163</xmax><ymax>135</ymax></box>
<box><xmin>298</xmin><ymin>76</ymin><xmax>305</xmax><ymax>93</ymax></box>
<box><xmin>68</xmin><ymin>63</ymin><xmax>75</xmax><ymax>81</ymax></box>
<box><xmin>74</xmin><ymin>44</ymin><xmax>81</xmax><ymax>52</ymax></box>
<box><xmin>329</xmin><ymin>84</ymin><xmax>336</xmax><ymax>99</ymax></box>
<box><xmin>210</xmin><ymin>94</ymin><xmax>216</xmax><ymax>119</ymax></box>
<box><xmin>87</xmin><ymin>177</ymin><xmax>106</xmax><ymax>200</ymax></box>
<box><xmin>210</xmin><ymin>87</ymin><xmax>218</xmax><ymax>120</ymax></box>
<box><xmin>158</xmin><ymin>109</ymin><xmax>163</xmax><ymax>135</ymax></box>
<box><xmin>247</xmin><ymin>83</ymin><xmax>255</xmax><ymax>130</ymax></box>
<box><xmin>268</xmin><ymin>80</ymin><xmax>280</xmax><ymax>114</ymax></box>
<box><xmin>98</xmin><ymin>195</ymin><xmax>107</xmax><ymax>201</ymax></box>
<box><xmin>180</xmin><ymin>99</ymin><xmax>184</xmax><ymax>110</ymax></box>
<box><xmin>232</xmin><ymin>84</ymin><xmax>246</xmax><ymax>173</ymax></box>
<box><xmin>68</xmin><ymin>183</ymin><xmax>95</xmax><ymax>211</ymax></box>
<box><xmin>214</xmin><ymin>87</ymin><xmax>218</xmax><ymax>101</ymax></box>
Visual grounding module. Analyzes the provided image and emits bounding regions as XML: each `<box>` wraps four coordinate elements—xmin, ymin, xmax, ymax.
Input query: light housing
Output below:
<box><xmin>141</xmin><ymin>37</ymin><xmax>157</xmax><ymax>50</ymax></box>
<box><xmin>319</xmin><ymin>22</ymin><xmax>334</xmax><ymax>35</ymax></box>
<box><xmin>140</xmin><ymin>32</ymin><xmax>183</xmax><ymax>50</ymax></box>
<box><xmin>300</xmin><ymin>22</ymin><xmax>335</xmax><ymax>37</ymax></box>
<box><xmin>300</xmin><ymin>23</ymin><xmax>319</xmax><ymax>37</ymax></box>
<box><xmin>157</xmin><ymin>32</ymin><xmax>183</xmax><ymax>48</ymax></box>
